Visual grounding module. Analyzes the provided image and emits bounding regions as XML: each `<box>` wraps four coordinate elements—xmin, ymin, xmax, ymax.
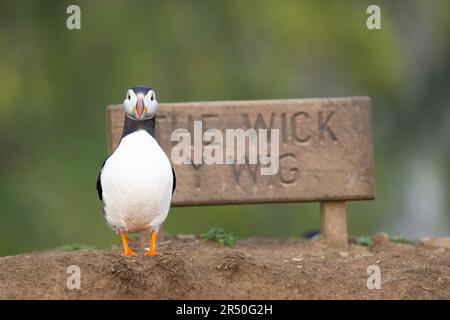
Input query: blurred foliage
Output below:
<box><xmin>0</xmin><ymin>0</ymin><xmax>449</xmax><ymax>256</ymax></box>
<box><xmin>54</xmin><ymin>243</ymin><xmax>97</xmax><ymax>251</ymax></box>
<box><xmin>203</xmin><ymin>227</ymin><xmax>237</xmax><ymax>246</ymax></box>
<box><xmin>355</xmin><ymin>236</ymin><xmax>374</xmax><ymax>247</ymax></box>
<box><xmin>391</xmin><ymin>233</ymin><xmax>416</xmax><ymax>244</ymax></box>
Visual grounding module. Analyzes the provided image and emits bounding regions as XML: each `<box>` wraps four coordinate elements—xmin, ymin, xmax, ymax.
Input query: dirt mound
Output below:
<box><xmin>1</xmin><ymin>237</ymin><xmax>449</xmax><ymax>299</ymax></box>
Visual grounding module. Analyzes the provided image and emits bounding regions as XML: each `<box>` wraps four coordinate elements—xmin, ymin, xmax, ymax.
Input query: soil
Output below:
<box><xmin>1</xmin><ymin>236</ymin><xmax>449</xmax><ymax>299</ymax></box>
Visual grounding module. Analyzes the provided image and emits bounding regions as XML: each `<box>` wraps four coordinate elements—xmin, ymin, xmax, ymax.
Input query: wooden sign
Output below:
<box><xmin>107</xmin><ymin>97</ymin><xmax>375</xmax><ymax>207</ymax></box>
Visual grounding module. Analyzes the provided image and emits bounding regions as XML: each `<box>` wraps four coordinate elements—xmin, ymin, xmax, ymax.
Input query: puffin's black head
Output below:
<box><xmin>123</xmin><ymin>85</ymin><xmax>158</xmax><ymax>121</ymax></box>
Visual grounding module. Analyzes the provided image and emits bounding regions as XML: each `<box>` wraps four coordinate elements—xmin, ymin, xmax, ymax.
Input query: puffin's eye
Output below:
<box><xmin>151</xmin><ymin>93</ymin><xmax>154</xmax><ymax>101</ymax></box>
<box><xmin>128</xmin><ymin>93</ymin><xmax>131</xmax><ymax>100</ymax></box>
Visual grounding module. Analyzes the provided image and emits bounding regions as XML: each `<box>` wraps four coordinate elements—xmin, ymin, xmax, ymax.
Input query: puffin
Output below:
<box><xmin>96</xmin><ymin>85</ymin><xmax>176</xmax><ymax>256</ymax></box>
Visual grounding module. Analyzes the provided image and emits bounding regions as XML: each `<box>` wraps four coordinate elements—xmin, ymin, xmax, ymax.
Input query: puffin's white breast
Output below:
<box><xmin>101</xmin><ymin>130</ymin><xmax>173</xmax><ymax>232</ymax></box>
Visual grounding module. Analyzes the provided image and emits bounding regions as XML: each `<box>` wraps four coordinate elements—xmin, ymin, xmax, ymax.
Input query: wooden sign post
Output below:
<box><xmin>106</xmin><ymin>97</ymin><xmax>375</xmax><ymax>248</ymax></box>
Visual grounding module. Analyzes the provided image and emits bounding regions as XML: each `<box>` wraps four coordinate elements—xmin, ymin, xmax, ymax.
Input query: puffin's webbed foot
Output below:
<box><xmin>120</xmin><ymin>231</ymin><xmax>139</xmax><ymax>257</ymax></box>
<box><xmin>122</xmin><ymin>248</ymin><xmax>139</xmax><ymax>257</ymax></box>
<box><xmin>144</xmin><ymin>250</ymin><xmax>160</xmax><ymax>255</ymax></box>
<box><xmin>144</xmin><ymin>230</ymin><xmax>161</xmax><ymax>255</ymax></box>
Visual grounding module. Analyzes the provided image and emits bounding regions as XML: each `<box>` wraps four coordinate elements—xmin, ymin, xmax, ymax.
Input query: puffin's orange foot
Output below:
<box><xmin>144</xmin><ymin>230</ymin><xmax>160</xmax><ymax>255</ymax></box>
<box><xmin>144</xmin><ymin>250</ymin><xmax>161</xmax><ymax>255</ymax></box>
<box><xmin>120</xmin><ymin>231</ymin><xmax>138</xmax><ymax>257</ymax></box>
<box><xmin>122</xmin><ymin>249</ymin><xmax>139</xmax><ymax>257</ymax></box>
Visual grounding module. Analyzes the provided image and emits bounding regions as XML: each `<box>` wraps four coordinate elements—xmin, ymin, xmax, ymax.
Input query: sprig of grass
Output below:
<box><xmin>355</xmin><ymin>236</ymin><xmax>373</xmax><ymax>247</ymax></box>
<box><xmin>203</xmin><ymin>227</ymin><xmax>237</xmax><ymax>246</ymax></box>
<box><xmin>391</xmin><ymin>233</ymin><xmax>415</xmax><ymax>244</ymax></box>
<box><xmin>55</xmin><ymin>243</ymin><xmax>97</xmax><ymax>251</ymax></box>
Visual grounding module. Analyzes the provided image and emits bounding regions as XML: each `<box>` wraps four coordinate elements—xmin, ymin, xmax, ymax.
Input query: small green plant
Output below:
<box><xmin>203</xmin><ymin>227</ymin><xmax>237</xmax><ymax>246</ymax></box>
<box><xmin>391</xmin><ymin>233</ymin><xmax>415</xmax><ymax>244</ymax></box>
<box><xmin>355</xmin><ymin>236</ymin><xmax>373</xmax><ymax>247</ymax></box>
<box><xmin>55</xmin><ymin>243</ymin><xmax>96</xmax><ymax>251</ymax></box>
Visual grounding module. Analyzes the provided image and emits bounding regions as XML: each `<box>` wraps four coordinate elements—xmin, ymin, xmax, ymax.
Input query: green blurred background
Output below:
<box><xmin>0</xmin><ymin>0</ymin><xmax>449</xmax><ymax>256</ymax></box>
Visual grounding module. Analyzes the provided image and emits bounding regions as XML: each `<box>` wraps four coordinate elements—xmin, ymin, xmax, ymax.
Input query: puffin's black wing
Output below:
<box><xmin>96</xmin><ymin>157</ymin><xmax>109</xmax><ymax>201</ymax></box>
<box><xmin>172</xmin><ymin>167</ymin><xmax>176</xmax><ymax>195</ymax></box>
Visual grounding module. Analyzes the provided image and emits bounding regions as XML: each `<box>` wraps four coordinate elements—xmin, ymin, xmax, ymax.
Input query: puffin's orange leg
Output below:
<box><xmin>145</xmin><ymin>230</ymin><xmax>160</xmax><ymax>255</ymax></box>
<box><xmin>120</xmin><ymin>231</ymin><xmax>138</xmax><ymax>257</ymax></box>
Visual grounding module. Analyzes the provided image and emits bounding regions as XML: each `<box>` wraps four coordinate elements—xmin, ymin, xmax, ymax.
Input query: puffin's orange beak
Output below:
<box><xmin>136</xmin><ymin>96</ymin><xmax>144</xmax><ymax>119</ymax></box>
